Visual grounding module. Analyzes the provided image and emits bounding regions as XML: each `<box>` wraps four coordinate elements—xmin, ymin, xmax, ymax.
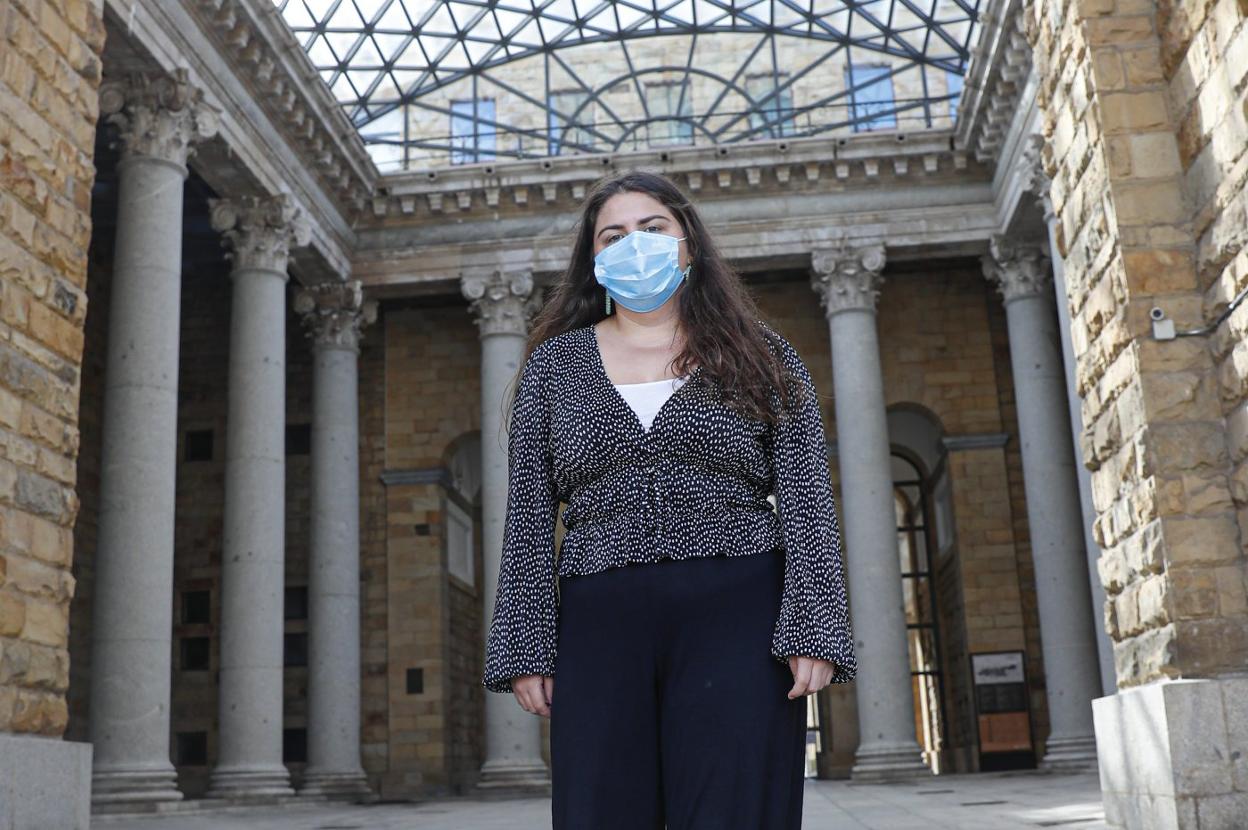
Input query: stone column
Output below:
<box><xmin>982</xmin><ymin>236</ymin><xmax>1103</xmax><ymax>770</ymax></box>
<box><xmin>89</xmin><ymin>69</ymin><xmax>217</xmax><ymax>808</ymax></box>
<box><xmin>1018</xmin><ymin>139</ymin><xmax>1117</xmax><ymax>696</ymax></box>
<box><xmin>206</xmin><ymin>195</ymin><xmax>310</xmax><ymax>799</ymax></box>
<box><xmin>809</xmin><ymin>244</ymin><xmax>929</xmax><ymax>781</ymax></box>
<box><xmin>293</xmin><ymin>281</ymin><xmax>378</xmax><ymax>799</ymax></box>
<box><xmin>463</xmin><ymin>270</ymin><xmax>550</xmax><ymax>791</ymax></box>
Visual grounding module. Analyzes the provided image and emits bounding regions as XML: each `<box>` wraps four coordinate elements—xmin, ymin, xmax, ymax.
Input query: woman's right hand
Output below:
<box><xmin>513</xmin><ymin>674</ymin><xmax>554</xmax><ymax>718</ymax></box>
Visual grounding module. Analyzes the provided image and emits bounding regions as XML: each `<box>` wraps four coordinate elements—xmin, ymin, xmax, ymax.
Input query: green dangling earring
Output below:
<box><xmin>605</xmin><ymin>290</ymin><xmax>613</xmax><ymax>315</ymax></box>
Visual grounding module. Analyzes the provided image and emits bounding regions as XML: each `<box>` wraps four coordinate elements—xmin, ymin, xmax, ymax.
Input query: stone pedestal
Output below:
<box><xmin>89</xmin><ymin>69</ymin><xmax>216</xmax><ymax>809</ymax></box>
<box><xmin>463</xmin><ymin>270</ymin><xmax>552</xmax><ymax>791</ymax></box>
<box><xmin>1094</xmin><ymin>678</ymin><xmax>1248</xmax><ymax>829</ymax></box>
<box><xmin>294</xmin><ymin>281</ymin><xmax>378</xmax><ymax>800</ymax></box>
<box><xmin>810</xmin><ymin>244</ymin><xmax>929</xmax><ymax>782</ymax></box>
<box><xmin>206</xmin><ymin>195</ymin><xmax>310</xmax><ymax>800</ymax></box>
<box><xmin>0</xmin><ymin>734</ymin><xmax>93</xmax><ymax>829</ymax></box>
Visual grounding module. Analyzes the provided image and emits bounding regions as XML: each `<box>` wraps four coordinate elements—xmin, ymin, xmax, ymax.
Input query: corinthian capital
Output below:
<box><xmin>810</xmin><ymin>242</ymin><xmax>887</xmax><ymax>315</ymax></box>
<box><xmin>1017</xmin><ymin>132</ymin><xmax>1055</xmax><ymax>219</ymax></box>
<box><xmin>293</xmin><ymin>280</ymin><xmax>377</xmax><ymax>353</ymax></box>
<box><xmin>209</xmin><ymin>193</ymin><xmax>312</xmax><ymax>275</ymax></box>
<box><xmin>461</xmin><ymin>271</ymin><xmax>542</xmax><ymax>337</ymax></box>
<box><xmin>982</xmin><ymin>235</ymin><xmax>1052</xmax><ymax>303</ymax></box>
<box><xmin>99</xmin><ymin>68</ymin><xmax>219</xmax><ymax>167</ymax></box>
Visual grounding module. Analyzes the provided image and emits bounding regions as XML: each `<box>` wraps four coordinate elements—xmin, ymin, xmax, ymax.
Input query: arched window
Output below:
<box><xmin>895</xmin><ymin>451</ymin><xmax>947</xmax><ymax>773</ymax></box>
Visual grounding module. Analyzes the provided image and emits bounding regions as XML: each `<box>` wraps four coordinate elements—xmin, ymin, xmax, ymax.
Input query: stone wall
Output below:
<box><xmin>359</xmin><ymin>312</ymin><xmax>390</xmax><ymax>788</ymax></box>
<box><xmin>1027</xmin><ymin>0</ymin><xmax>1248</xmax><ymax>688</ymax></box>
<box><xmin>377</xmin><ymin>302</ymin><xmax>499</xmax><ymax>797</ymax></box>
<box><xmin>0</xmin><ymin>0</ymin><xmax>105</xmax><ymax>738</ymax></box>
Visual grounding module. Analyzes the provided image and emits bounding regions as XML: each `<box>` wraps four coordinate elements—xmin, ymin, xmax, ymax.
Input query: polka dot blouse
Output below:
<box><xmin>482</xmin><ymin>319</ymin><xmax>857</xmax><ymax>694</ymax></box>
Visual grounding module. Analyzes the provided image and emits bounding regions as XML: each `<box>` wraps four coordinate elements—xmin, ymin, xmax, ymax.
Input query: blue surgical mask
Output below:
<box><xmin>593</xmin><ymin>230</ymin><xmax>691</xmax><ymax>313</ymax></box>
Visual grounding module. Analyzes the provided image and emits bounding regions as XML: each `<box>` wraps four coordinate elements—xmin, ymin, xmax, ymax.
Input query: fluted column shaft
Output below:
<box><xmin>295</xmin><ymin>282</ymin><xmax>377</xmax><ymax>799</ymax></box>
<box><xmin>810</xmin><ymin>245</ymin><xmax>928</xmax><ymax>781</ymax></box>
<box><xmin>207</xmin><ymin>196</ymin><xmax>310</xmax><ymax>799</ymax></box>
<box><xmin>983</xmin><ymin>236</ymin><xmax>1102</xmax><ymax>770</ymax></box>
<box><xmin>464</xmin><ymin>270</ymin><xmax>550</xmax><ymax>791</ymax></box>
<box><xmin>89</xmin><ymin>70</ymin><xmax>217</xmax><ymax>808</ymax></box>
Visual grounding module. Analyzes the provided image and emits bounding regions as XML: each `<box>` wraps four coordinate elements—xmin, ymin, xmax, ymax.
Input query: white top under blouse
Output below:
<box><xmin>612</xmin><ymin>375</ymin><xmax>689</xmax><ymax>432</ymax></box>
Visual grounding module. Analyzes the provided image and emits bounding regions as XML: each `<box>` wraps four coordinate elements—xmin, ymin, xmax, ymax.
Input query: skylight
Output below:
<box><xmin>275</xmin><ymin>0</ymin><xmax>981</xmax><ymax>171</ymax></box>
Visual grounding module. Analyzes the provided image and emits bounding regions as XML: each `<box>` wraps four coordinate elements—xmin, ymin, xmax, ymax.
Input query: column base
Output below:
<box><xmin>476</xmin><ymin>757</ymin><xmax>551</xmax><ymax>796</ymax></box>
<box><xmin>91</xmin><ymin>765</ymin><xmax>184</xmax><ymax>809</ymax></box>
<box><xmin>1040</xmin><ymin>732</ymin><xmax>1099</xmax><ymax>772</ymax></box>
<box><xmin>205</xmin><ymin>765</ymin><xmax>295</xmax><ymax>800</ymax></box>
<box><xmin>299</xmin><ymin>769</ymin><xmax>374</xmax><ymax>800</ymax></box>
<box><xmin>1094</xmin><ymin>678</ymin><xmax>1248</xmax><ymax>830</ymax></box>
<box><xmin>850</xmin><ymin>741</ymin><xmax>931</xmax><ymax>782</ymax></box>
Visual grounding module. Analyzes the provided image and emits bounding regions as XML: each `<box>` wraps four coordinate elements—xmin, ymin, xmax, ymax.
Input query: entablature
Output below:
<box><xmin>367</xmin><ymin>130</ymin><xmax>983</xmax><ymax>223</ymax></box>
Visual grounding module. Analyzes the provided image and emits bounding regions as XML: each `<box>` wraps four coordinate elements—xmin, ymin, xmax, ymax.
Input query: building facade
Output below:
<box><xmin>0</xmin><ymin>0</ymin><xmax>1246</xmax><ymax>827</ymax></box>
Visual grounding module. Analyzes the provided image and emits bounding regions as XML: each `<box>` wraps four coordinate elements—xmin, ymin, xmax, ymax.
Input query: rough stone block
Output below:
<box><xmin>1161</xmin><ymin>514</ymin><xmax>1240</xmax><ymax>567</ymax></box>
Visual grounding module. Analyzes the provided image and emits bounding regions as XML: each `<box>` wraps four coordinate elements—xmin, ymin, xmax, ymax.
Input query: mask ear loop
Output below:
<box><xmin>673</xmin><ymin>236</ymin><xmax>691</xmax><ymax>281</ymax></box>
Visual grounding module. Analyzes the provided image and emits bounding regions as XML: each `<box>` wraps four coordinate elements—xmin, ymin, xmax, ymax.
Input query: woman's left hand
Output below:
<box><xmin>786</xmin><ymin>656</ymin><xmax>836</xmax><ymax>699</ymax></box>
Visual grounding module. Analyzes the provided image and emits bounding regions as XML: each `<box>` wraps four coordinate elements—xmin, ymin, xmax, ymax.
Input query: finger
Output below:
<box><xmin>788</xmin><ymin>658</ymin><xmax>813</xmax><ymax>699</ymax></box>
<box><xmin>521</xmin><ymin>678</ymin><xmax>546</xmax><ymax>718</ymax></box>
<box><xmin>545</xmin><ymin>676</ymin><xmax>555</xmax><ymax>706</ymax></box>
<box><xmin>519</xmin><ymin>680</ymin><xmax>541</xmax><ymax>714</ymax></box>
<box><xmin>514</xmin><ymin>688</ymin><xmax>532</xmax><ymax>714</ymax></box>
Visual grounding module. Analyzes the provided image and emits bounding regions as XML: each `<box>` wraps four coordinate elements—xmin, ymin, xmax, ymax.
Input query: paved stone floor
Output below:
<box><xmin>94</xmin><ymin>770</ymin><xmax>1109</xmax><ymax>829</ymax></box>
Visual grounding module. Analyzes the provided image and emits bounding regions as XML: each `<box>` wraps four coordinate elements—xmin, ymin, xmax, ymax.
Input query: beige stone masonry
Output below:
<box><xmin>0</xmin><ymin>0</ymin><xmax>105</xmax><ymax>735</ymax></box>
<box><xmin>1027</xmin><ymin>0</ymin><xmax>1248</xmax><ymax>687</ymax></box>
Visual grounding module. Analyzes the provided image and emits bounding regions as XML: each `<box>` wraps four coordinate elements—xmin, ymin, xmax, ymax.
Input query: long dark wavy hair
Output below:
<box><xmin>503</xmin><ymin>170</ymin><xmax>805</xmax><ymax>433</ymax></box>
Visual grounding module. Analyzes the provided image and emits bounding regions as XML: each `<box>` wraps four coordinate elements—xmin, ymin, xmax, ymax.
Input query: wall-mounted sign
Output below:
<box><xmin>970</xmin><ymin>650</ymin><xmax>1034</xmax><ymax>771</ymax></box>
<box><xmin>971</xmin><ymin>651</ymin><xmax>1024</xmax><ymax>685</ymax></box>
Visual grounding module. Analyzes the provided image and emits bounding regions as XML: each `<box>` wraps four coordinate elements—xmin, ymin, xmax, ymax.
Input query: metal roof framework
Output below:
<box><xmin>274</xmin><ymin>0</ymin><xmax>982</xmax><ymax>169</ymax></box>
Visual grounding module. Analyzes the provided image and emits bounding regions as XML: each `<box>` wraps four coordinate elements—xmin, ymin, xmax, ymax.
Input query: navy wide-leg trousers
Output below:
<box><xmin>549</xmin><ymin>550</ymin><xmax>807</xmax><ymax>830</ymax></box>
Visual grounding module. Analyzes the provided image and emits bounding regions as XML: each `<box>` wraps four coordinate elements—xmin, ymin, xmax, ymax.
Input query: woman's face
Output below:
<box><xmin>592</xmin><ymin>190</ymin><xmax>690</xmax><ymax>271</ymax></box>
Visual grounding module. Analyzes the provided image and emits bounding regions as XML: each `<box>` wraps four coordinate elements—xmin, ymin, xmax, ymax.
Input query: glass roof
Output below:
<box><xmin>275</xmin><ymin>0</ymin><xmax>981</xmax><ymax>171</ymax></box>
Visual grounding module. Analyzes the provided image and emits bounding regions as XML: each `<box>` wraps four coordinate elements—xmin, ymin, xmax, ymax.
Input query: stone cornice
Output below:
<box><xmin>380</xmin><ymin>467</ymin><xmax>454</xmax><ymax>488</ymax></box>
<box><xmin>186</xmin><ymin>0</ymin><xmax>377</xmax><ymax>216</ymax></box>
<box><xmin>941</xmin><ymin>432</ymin><xmax>1010</xmax><ymax>451</ymax></box>
<box><xmin>369</xmin><ymin>131</ymin><xmax>972</xmax><ymax>220</ymax></box>
<box><xmin>354</xmin><ymin>192</ymin><xmax>999</xmax><ymax>299</ymax></box>
<box><xmin>954</xmin><ymin>0</ymin><xmax>1031</xmax><ymax>164</ymax></box>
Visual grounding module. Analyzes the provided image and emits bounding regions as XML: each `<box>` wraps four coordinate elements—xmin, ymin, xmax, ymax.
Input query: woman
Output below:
<box><xmin>482</xmin><ymin>170</ymin><xmax>856</xmax><ymax>829</ymax></box>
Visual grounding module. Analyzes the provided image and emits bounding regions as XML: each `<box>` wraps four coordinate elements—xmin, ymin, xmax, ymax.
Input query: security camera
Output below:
<box><xmin>1150</xmin><ymin>307</ymin><xmax>1176</xmax><ymax>340</ymax></box>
